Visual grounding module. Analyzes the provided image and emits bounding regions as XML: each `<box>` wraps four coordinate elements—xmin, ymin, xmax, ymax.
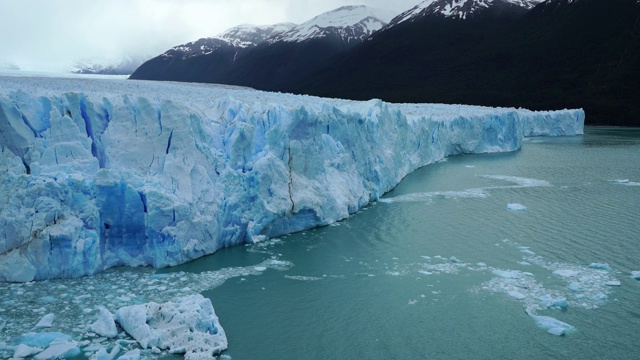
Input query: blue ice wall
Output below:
<box><xmin>0</xmin><ymin>77</ymin><xmax>584</xmax><ymax>282</ymax></box>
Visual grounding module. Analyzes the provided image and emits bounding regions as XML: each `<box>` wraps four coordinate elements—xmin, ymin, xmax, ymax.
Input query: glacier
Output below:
<box><xmin>0</xmin><ymin>75</ymin><xmax>584</xmax><ymax>282</ymax></box>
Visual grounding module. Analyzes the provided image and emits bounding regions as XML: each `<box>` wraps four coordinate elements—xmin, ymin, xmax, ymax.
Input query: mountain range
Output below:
<box><xmin>130</xmin><ymin>5</ymin><xmax>394</xmax><ymax>89</ymax></box>
<box><xmin>131</xmin><ymin>0</ymin><xmax>640</xmax><ymax>126</ymax></box>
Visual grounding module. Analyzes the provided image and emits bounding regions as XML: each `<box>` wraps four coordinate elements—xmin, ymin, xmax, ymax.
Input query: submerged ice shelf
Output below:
<box><xmin>0</xmin><ymin>75</ymin><xmax>584</xmax><ymax>282</ymax></box>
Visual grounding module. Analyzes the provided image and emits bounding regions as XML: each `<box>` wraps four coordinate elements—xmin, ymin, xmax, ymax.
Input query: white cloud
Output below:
<box><xmin>0</xmin><ymin>0</ymin><xmax>419</xmax><ymax>72</ymax></box>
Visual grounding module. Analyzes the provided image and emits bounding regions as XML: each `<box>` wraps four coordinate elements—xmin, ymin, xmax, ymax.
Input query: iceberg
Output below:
<box><xmin>89</xmin><ymin>307</ymin><xmax>118</xmax><ymax>338</ymax></box>
<box><xmin>0</xmin><ymin>75</ymin><xmax>584</xmax><ymax>281</ymax></box>
<box><xmin>33</xmin><ymin>339</ymin><xmax>80</xmax><ymax>360</ymax></box>
<box><xmin>115</xmin><ymin>349</ymin><xmax>140</xmax><ymax>360</ymax></box>
<box><xmin>15</xmin><ymin>332</ymin><xmax>72</xmax><ymax>348</ymax></box>
<box><xmin>114</xmin><ymin>294</ymin><xmax>227</xmax><ymax>359</ymax></box>
<box><xmin>33</xmin><ymin>313</ymin><xmax>55</xmax><ymax>330</ymax></box>
<box><xmin>527</xmin><ymin>311</ymin><xmax>577</xmax><ymax>336</ymax></box>
<box><xmin>588</xmin><ymin>263</ymin><xmax>610</xmax><ymax>271</ymax></box>
<box><xmin>507</xmin><ymin>203</ymin><xmax>527</xmax><ymax>211</ymax></box>
<box><xmin>14</xmin><ymin>344</ymin><xmax>43</xmax><ymax>358</ymax></box>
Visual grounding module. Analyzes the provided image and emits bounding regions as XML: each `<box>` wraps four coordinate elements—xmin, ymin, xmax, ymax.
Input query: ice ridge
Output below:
<box><xmin>0</xmin><ymin>76</ymin><xmax>584</xmax><ymax>281</ymax></box>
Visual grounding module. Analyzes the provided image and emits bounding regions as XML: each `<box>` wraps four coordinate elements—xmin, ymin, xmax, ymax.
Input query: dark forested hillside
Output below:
<box><xmin>287</xmin><ymin>0</ymin><xmax>640</xmax><ymax>126</ymax></box>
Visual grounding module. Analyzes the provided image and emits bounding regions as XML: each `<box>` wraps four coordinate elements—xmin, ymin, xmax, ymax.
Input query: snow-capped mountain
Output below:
<box><xmin>160</xmin><ymin>23</ymin><xmax>296</xmax><ymax>60</ymax></box>
<box><xmin>269</xmin><ymin>5</ymin><xmax>396</xmax><ymax>43</ymax></box>
<box><xmin>389</xmin><ymin>0</ymin><xmax>544</xmax><ymax>24</ymax></box>
<box><xmin>131</xmin><ymin>5</ymin><xmax>398</xmax><ymax>87</ymax></box>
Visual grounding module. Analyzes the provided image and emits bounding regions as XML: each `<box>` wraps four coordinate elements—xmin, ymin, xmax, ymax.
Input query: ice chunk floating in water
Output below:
<box><xmin>0</xmin><ymin>75</ymin><xmax>584</xmax><ymax>281</ymax></box>
<box><xmin>89</xmin><ymin>307</ymin><xmax>118</xmax><ymax>338</ymax></box>
<box><xmin>507</xmin><ymin>203</ymin><xmax>527</xmax><ymax>211</ymax></box>
<box><xmin>527</xmin><ymin>310</ymin><xmax>577</xmax><ymax>336</ymax></box>
<box><xmin>115</xmin><ymin>294</ymin><xmax>227</xmax><ymax>358</ymax></box>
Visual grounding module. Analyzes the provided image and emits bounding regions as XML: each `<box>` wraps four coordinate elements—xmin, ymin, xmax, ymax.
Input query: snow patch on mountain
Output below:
<box><xmin>161</xmin><ymin>23</ymin><xmax>296</xmax><ymax>59</ymax></box>
<box><xmin>269</xmin><ymin>5</ymin><xmax>396</xmax><ymax>43</ymax></box>
<box><xmin>390</xmin><ymin>0</ymin><xmax>544</xmax><ymax>23</ymax></box>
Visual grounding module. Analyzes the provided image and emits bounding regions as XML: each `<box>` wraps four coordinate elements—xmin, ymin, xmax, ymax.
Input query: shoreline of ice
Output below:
<box><xmin>0</xmin><ymin>75</ymin><xmax>585</xmax><ymax>282</ymax></box>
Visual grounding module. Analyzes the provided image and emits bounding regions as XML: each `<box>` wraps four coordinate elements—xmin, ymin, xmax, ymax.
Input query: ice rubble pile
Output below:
<box><xmin>0</xmin><ymin>76</ymin><xmax>584</xmax><ymax>281</ymax></box>
<box><xmin>6</xmin><ymin>294</ymin><xmax>226</xmax><ymax>359</ymax></box>
<box><xmin>115</xmin><ymin>294</ymin><xmax>227</xmax><ymax>359</ymax></box>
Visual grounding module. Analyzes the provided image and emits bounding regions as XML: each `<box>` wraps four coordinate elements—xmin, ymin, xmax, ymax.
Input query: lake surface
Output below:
<box><xmin>2</xmin><ymin>127</ymin><xmax>639</xmax><ymax>359</ymax></box>
<box><xmin>169</xmin><ymin>127</ymin><xmax>640</xmax><ymax>359</ymax></box>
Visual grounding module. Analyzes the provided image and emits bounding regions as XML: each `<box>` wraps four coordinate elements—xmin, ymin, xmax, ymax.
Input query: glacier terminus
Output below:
<box><xmin>0</xmin><ymin>75</ymin><xmax>584</xmax><ymax>282</ymax></box>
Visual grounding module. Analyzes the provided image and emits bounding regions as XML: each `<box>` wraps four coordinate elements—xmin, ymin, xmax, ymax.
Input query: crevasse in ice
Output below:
<box><xmin>0</xmin><ymin>76</ymin><xmax>584</xmax><ymax>282</ymax></box>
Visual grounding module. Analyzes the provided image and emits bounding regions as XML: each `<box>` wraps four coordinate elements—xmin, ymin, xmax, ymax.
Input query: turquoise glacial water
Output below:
<box><xmin>161</xmin><ymin>127</ymin><xmax>640</xmax><ymax>359</ymax></box>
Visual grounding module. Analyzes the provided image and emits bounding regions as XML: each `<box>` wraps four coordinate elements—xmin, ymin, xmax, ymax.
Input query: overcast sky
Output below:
<box><xmin>0</xmin><ymin>0</ymin><xmax>419</xmax><ymax>72</ymax></box>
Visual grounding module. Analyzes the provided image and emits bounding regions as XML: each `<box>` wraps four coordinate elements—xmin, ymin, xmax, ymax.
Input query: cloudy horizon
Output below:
<box><xmin>0</xmin><ymin>0</ymin><xmax>420</xmax><ymax>72</ymax></box>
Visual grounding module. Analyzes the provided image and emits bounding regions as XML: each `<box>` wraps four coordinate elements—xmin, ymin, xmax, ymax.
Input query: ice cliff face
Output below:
<box><xmin>0</xmin><ymin>76</ymin><xmax>584</xmax><ymax>282</ymax></box>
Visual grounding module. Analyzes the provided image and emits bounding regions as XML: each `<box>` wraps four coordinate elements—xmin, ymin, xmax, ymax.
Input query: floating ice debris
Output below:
<box><xmin>588</xmin><ymin>263</ymin><xmax>610</xmax><ymax>271</ymax></box>
<box><xmin>94</xmin><ymin>344</ymin><xmax>121</xmax><ymax>360</ymax></box>
<box><xmin>553</xmin><ymin>269</ymin><xmax>580</xmax><ymax>277</ymax></box>
<box><xmin>379</xmin><ymin>189</ymin><xmax>488</xmax><ymax>203</ymax></box>
<box><xmin>568</xmin><ymin>282</ymin><xmax>582</xmax><ymax>292</ymax></box>
<box><xmin>408</xmin><ymin>300</ymin><xmax>418</xmax><ymax>305</ymax></box>
<box><xmin>421</xmin><ymin>256</ymin><xmax>431</xmax><ymax>260</ymax></box>
<box><xmin>449</xmin><ymin>256</ymin><xmax>461</xmax><ymax>263</ymax></box>
<box><xmin>547</xmin><ymin>327</ymin><xmax>568</xmax><ymax>336</ymax></box>
<box><xmin>89</xmin><ymin>307</ymin><xmax>118</xmax><ymax>338</ymax></box>
<box><xmin>116</xmin><ymin>349</ymin><xmax>140</xmax><ymax>360</ymax></box>
<box><xmin>420</xmin><ymin>261</ymin><xmax>468</xmax><ymax>275</ymax></box>
<box><xmin>14</xmin><ymin>344</ymin><xmax>42</xmax><ymax>358</ymax></box>
<box><xmin>253</xmin><ymin>266</ymin><xmax>267</xmax><ymax>272</ymax></box>
<box><xmin>508</xmin><ymin>291</ymin><xmax>526</xmax><ymax>300</ymax></box>
<box><xmin>612</xmin><ymin>179</ymin><xmax>640</xmax><ymax>186</ymax></box>
<box><xmin>481</xmin><ymin>175</ymin><xmax>551</xmax><ymax>188</ymax></box>
<box><xmin>527</xmin><ymin>311</ymin><xmax>576</xmax><ymax>336</ymax></box>
<box><xmin>605</xmin><ymin>280</ymin><xmax>621</xmax><ymax>286</ymax></box>
<box><xmin>631</xmin><ymin>271</ymin><xmax>640</xmax><ymax>280</ymax></box>
<box><xmin>592</xmin><ymin>293</ymin><xmax>608</xmax><ymax>301</ymax></box>
<box><xmin>34</xmin><ymin>339</ymin><xmax>80</xmax><ymax>360</ymax></box>
<box><xmin>115</xmin><ymin>294</ymin><xmax>227</xmax><ymax>358</ymax></box>
<box><xmin>517</xmin><ymin>246</ymin><xmax>535</xmax><ymax>255</ymax></box>
<box><xmin>465</xmin><ymin>165</ymin><xmax>476</xmax><ymax>168</ymax></box>
<box><xmin>507</xmin><ymin>203</ymin><xmax>527</xmax><ymax>211</ymax></box>
<box><xmin>284</xmin><ymin>275</ymin><xmax>323</xmax><ymax>281</ymax></box>
<box><xmin>0</xmin><ymin>258</ymin><xmax>291</xmax><ymax>360</ymax></box>
<box><xmin>476</xmin><ymin>262</ymin><xmax>487</xmax><ymax>267</ymax></box>
<box><xmin>539</xmin><ymin>295</ymin><xmax>568</xmax><ymax>310</ymax></box>
<box><xmin>492</xmin><ymin>269</ymin><xmax>532</xmax><ymax>279</ymax></box>
<box><xmin>33</xmin><ymin>313</ymin><xmax>55</xmax><ymax>329</ymax></box>
<box><xmin>17</xmin><ymin>332</ymin><xmax>72</xmax><ymax>348</ymax></box>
